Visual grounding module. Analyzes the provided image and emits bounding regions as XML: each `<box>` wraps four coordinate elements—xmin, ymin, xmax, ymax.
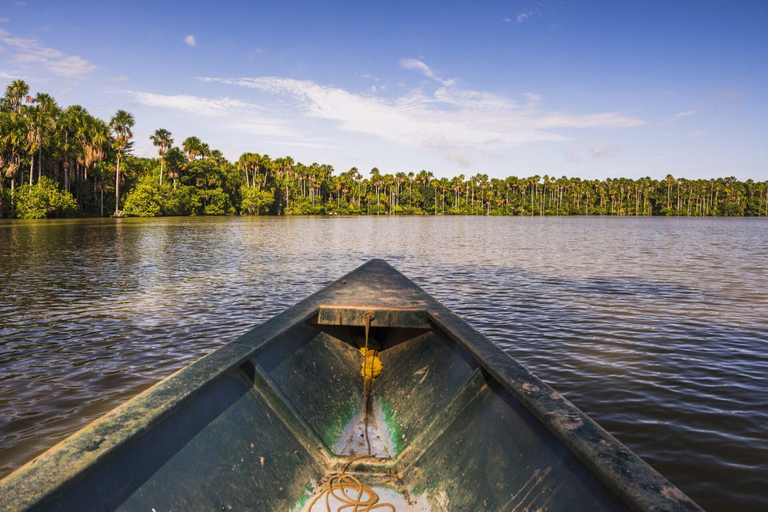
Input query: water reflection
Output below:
<box><xmin>1</xmin><ymin>216</ymin><xmax>767</xmax><ymax>511</ymax></box>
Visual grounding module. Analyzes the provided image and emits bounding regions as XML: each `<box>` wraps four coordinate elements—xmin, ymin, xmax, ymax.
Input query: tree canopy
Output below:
<box><xmin>1</xmin><ymin>81</ymin><xmax>767</xmax><ymax>219</ymax></box>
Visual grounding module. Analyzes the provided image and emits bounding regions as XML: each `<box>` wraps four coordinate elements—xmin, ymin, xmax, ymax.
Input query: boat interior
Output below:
<box><xmin>42</xmin><ymin>307</ymin><xmax>630</xmax><ymax>512</ymax></box>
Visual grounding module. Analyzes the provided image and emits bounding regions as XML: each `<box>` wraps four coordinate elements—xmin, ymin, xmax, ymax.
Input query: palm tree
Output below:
<box><xmin>32</xmin><ymin>93</ymin><xmax>58</xmax><ymax>183</ymax></box>
<box><xmin>0</xmin><ymin>108</ymin><xmax>24</xmax><ymax>193</ymax></box>
<box><xmin>109</xmin><ymin>110</ymin><xmax>135</xmax><ymax>215</ymax></box>
<box><xmin>165</xmin><ymin>147</ymin><xmax>185</xmax><ymax>189</ymax></box>
<box><xmin>182</xmin><ymin>136</ymin><xmax>204</xmax><ymax>162</ymax></box>
<box><xmin>3</xmin><ymin>80</ymin><xmax>29</xmax><ymax>114</ymax></box>
<box><xmin>150</xmin><ymin>128</ymin><xmax>173</xmax><ymax>185</ymax></box>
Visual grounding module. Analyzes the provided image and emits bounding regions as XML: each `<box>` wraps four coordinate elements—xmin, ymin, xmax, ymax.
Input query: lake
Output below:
<box><xmin>1</xmin><ymin>216</ymin><xmax>766</xmax><ymax>511</ymax></box>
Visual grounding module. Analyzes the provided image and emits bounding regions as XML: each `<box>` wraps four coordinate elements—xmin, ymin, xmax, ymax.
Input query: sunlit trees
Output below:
<box><xmin>109</xmin><ymin>110</ymin><xmax>134</xmax><ymax>215</ymax></box>
<box><xmin>2</xmin><ymin>80</ymin><xmax>768</xmax><ymax>219</ymax></box>
<box><xmin>150</xmin><ymin>129</ymin><xmax>173</xmax><ymax>185</ymax></box>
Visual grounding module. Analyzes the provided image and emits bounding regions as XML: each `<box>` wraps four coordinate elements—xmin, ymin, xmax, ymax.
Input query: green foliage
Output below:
<box><xmin>202</xmin><ymin>188</ymin><xmax>234</xmax><ymax>215</ymax></box>
<box><xmin>166</xmin><ymin>185</ymin><xmax>202</xmax><ymax>216</ymax></box>
<box><xmin>3</xmin><ymin>79</ymin><xmax>768</xmax><ymax>219</ymax></box>
<box><xmin>15</xmin><ymin>177</ymin><xmax>78</xmax><ymax>219</ymax></box>
<box><xmin>14</xmin><ymin>178</ymin><xmax>75</xmax><ymax>218</ymax></box>
<box><xmin>123</xmin><ymin>176</ymin><xmax>164</xmax><ymax>217</ymax></box>
<box><xmin>240</xmin><ymin>186</ymin><xmax>275</xmax><ymax>215</ymax></box>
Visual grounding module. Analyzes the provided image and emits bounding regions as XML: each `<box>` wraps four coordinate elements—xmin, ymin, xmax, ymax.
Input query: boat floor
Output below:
<box><xmin>301</xmin><ymin>485</ymin><xmax>429</xmax><ymax>512</ymax></box>
<box><xmin>334</xmin><ymin>403</ymin><xmax>393</xmax><ymax>458</ymax></box>
<box><xmin>302</xmin><ymin>405</ymin><xmax>427</xmax><ymax>510</ymax></box>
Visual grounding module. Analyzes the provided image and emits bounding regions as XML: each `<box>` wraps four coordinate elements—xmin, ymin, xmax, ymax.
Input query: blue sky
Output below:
<box><xmin>1</xmin><ymin>0</ymin><xmax>766</xmax><ymax>180</ymax></box>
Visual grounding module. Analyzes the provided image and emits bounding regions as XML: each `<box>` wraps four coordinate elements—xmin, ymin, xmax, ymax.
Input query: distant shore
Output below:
<box><xmin>2</xmin><ymin>80</ymin><xmax>767</xmax><ymax>219</ymax></box>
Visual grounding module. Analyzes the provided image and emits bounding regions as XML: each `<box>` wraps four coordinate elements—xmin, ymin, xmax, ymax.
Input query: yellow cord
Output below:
<box><xmin>305</xmin><ymin>456</ymin><xmax>396</xmax><ymax>512</ymax></box>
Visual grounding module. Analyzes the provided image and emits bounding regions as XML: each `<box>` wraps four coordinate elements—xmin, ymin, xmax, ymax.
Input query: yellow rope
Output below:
<box><xmin>305</xmin><ymin>456</ymin><xmax>396</xmax><ymax>512</ymax></box>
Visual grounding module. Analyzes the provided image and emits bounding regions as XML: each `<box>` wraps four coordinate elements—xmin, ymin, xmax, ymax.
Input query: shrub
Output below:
<box><xmin>123</xmin><ymin>176</ymin><xmax>164</xmax><ymax>217</ymax></box>
<box><xmin>166</xmin><ymin>185</ymin><xmax>202</xmax><ymax>216</ymax></box>
<box><xmin>203</xmin><ymin>188</ymin><xmax>234</xmax><ymax>215</ymax></box>
<box><xmin>15</xmin><ymin>177</ymin><xmax>78</xmax><ymax>219</ymax></box>
<box><xmin>240</xmin><ymin>186</ymin><xmax>275</xmax><ymax>215</ymax></box>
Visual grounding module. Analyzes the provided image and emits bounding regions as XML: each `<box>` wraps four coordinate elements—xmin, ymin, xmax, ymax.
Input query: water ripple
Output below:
<box><xmin>0</xmin><ymin>216</ymin><xmax>766</xmax><ymax>511</ymax></box>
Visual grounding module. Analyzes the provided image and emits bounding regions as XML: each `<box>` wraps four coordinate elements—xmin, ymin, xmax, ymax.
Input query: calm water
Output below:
<box><xmin>1</xmin><ymin>216</ymin><xmax>766</xmax><ymax>510</ymax></box>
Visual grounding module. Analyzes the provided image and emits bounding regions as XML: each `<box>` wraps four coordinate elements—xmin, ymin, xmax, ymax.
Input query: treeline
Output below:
<box><xmin>2</xmin><ymin>80</ymin><xmax>767</xmax><ymax>219</ymax></box>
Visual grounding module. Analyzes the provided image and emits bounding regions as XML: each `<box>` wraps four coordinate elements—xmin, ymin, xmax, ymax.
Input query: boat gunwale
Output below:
<box><xmin>0</xmin><ymin>259</ymin><xmax>703</xmax><ymax>512</ymax></box>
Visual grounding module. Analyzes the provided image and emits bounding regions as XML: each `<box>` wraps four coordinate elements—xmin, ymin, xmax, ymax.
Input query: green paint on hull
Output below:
<box><xmin>378</xmin><ymin>398</ymin><xmax>405</xmax><ymax>455</ymax></box>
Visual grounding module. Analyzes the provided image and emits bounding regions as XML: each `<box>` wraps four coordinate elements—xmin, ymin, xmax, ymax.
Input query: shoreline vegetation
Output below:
<box><xmin>2</xmin><ymin>81</ymin><xmax>767</xmax><ymax>219</ymax></box>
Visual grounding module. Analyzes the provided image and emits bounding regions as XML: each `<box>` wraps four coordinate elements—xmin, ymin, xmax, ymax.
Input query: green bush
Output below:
<box><xmin>123</xmin><ymin>176</ymin><xmax>164</xmax><ymax>217</ymax></box>
<box><xmin>203</xmin><ymin>188</ymin><xmax>234</xmax><ymax>215</ymax></box>
<box><xmin>166</xmin><ymin>185</ymin><xmax>202</xmax><ymax>216</ymax></box>
<box><xmin>240</xmin><ymin>186</ymin><xmax>275</xmax><ymax>215</ymax></box>
<box><xmin>15</xmin><ymin>177</ymin><xmax>79</xmax><ymax>219</ymax></box>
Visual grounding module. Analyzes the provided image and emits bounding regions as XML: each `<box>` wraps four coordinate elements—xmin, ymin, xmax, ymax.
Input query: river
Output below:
<box><xmin>1</xmin><ymin>216</ymin><xmax>766</xmax><ymax>511</ymax></box>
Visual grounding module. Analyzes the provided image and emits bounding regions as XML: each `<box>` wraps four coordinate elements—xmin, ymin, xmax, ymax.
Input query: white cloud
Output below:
<box><xmin>199</xmin><ymin>75</ymin><xmax>643</xmax><ymax>165</ymax></box>
<box><xmin>184</xmin><ymin>35</ymin><xmax>196</xmax><ymax>46</ymax></box>
<box><xmin>400</xmin><ymin>58</ymin><xmax>455</xmax><ymax>86</ymax></box>
<box><xmin>671</xmin><ymin>110</ymin><xmax>696</xmax><ymax>121</ymax></box>
<box><xmin>517</xmin><ymin>12</ymin><xmax>531</xmax><ymax>23</ymax></box>
<box><xmin>522</xmin><ymin>92</ymin><xmax>543</xmax><ymax>103</ymax></box>
<box><xmin>105</xmin><ymin>74</ymin><xmax>130</xmax><ymax>82</ymax></box>
<box><xmin>122</xmin><ymin>90</ymin><xmax>298</xmax><ymax>138</ymax></box>
<box><xmin>124</xmin><ymin>90</ymin><xmax>261</xmax><ymax>117</ymax></box>
<box><xmin>0</xmin><ymin>29</ymin><xmax>95</xmax><ymax>78</ymax></box>
<box><xmin>589</xmin><ymin>141</ymin><xmax>617</xmax><ymax>158</ymax></box>
<box><xmin>502</xmin><ymin>18</ymin><xmax>512</xmax><ymax>23</ymax></box>
<box><xmin>434</xmin><ymin>87</ymin><xmax>517</xmax><ymax>110</ymax></box>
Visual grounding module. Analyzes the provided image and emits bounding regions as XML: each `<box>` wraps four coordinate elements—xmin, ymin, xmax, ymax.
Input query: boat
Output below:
<box><xmin>0</xmin><ymin>260</ymin><xmax>703</xmax><ymax>511</ymax></box>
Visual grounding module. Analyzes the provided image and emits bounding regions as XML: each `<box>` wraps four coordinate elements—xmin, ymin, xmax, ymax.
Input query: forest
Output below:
<box><xmin>2</xmin><ymin>80</ymin><xmax>767</xmax><ymax>219</ymax></box>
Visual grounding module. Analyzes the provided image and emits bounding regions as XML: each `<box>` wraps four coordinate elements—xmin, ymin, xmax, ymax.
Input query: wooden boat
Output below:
<box><xmin>0</xmin><ymin>260</ymin><xmax>703</xmax><ymax>512</ymax></box>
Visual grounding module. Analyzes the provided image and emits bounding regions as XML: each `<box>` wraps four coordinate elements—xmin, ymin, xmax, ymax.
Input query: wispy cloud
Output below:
<box><xmin>672</xmin><ymin>110</ymin><xmax>696</xmax><ymax>121</ymax></box>
<box><xmin>184</xmin><ymin>35</ymin><xmax>196</xmax><ymax>47</ymax></box>
<box><xmin>105</xmin><ymin>74</ymin><xmax>130</xmax><ymax>83</ymax></box>
<box><xmin>502</xmin><ymin>17</ymin><xmax>512</xmax><ymax>23</ymax></box>
<box><xmin>198</xmin><ymin>72</ymin><xmax>642</xmax><ymax>166</ymax></box>
<box><xmin>400</xmin><ymin>58</ymin><xmax>455</xmax><ymax>86</ymax></box>
<box><xmin>0</xmin><ymin>29</ymin><xmax>95</xmax><ymax>79</ymax></box>
<box><xmin>122</xmin><ymin>90</ymin><xmax>297</xmax><ymax>138</ymax></box>
<box><xmin>124</xmin><ymin>90</ymin><xmax>261</xmax><ymax>116</ymax></box>
<box><xmin>589</xmin><ymin>141</ymin><xmax>617</xmax><ymax>158</ymax></box>
<box><xmin>517</xmin><ymin>12</ymin><xmax>532</xmax><ymax>23</ymax></box>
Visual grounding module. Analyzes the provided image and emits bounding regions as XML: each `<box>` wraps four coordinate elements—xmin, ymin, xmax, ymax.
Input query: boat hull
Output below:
<box><xmin>0</xmin><ymin>260</ymin><xmax>702</xmax><ymax>512</ymax></box>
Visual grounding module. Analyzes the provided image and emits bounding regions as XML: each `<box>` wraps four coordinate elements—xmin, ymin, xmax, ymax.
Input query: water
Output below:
<box><xmin>1</xmin><ymin>216</ymin><xmax>766</xmax><ymax>511</ymax></box>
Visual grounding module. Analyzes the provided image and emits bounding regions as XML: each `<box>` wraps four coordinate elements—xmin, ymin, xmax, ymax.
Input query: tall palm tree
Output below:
<box><xmin>109</xmin><ymin>110</ymin><xmax>134</xmax><ymax>215</ymax></box>
<box><xmin>3</xmin><ymin>80</ymin><xmax>29</xmax><ymax>114</ymax></box>
<box><xmin>150</xmin><ymin>128</ymin><xmax>173</xmax><ymax>185</ymax></box>
<box><xmin>32</xmin><ymin>93</ymin><xmax>58</xmax><ymax>182</ymax></box>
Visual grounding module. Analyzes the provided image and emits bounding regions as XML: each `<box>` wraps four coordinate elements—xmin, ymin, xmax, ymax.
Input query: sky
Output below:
<box><xmin>0</xmin><ymin>0</ymin><xmax>766</xmax><ymax>180</ymax></box>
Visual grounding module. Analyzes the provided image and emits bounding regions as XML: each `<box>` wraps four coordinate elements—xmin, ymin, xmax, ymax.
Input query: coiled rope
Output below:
<box><xmin>305</xmin><ymin>455</ymin><xmax>396</xmax><ymax>512</ymax></box>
